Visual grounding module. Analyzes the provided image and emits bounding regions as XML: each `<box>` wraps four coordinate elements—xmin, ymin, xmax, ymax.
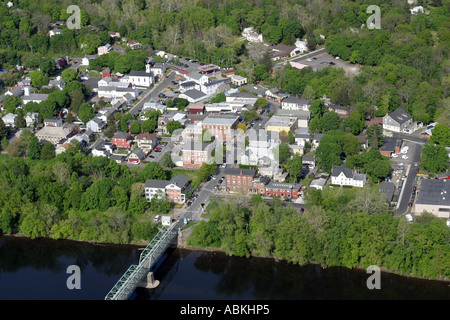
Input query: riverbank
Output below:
<box><xmin>3</xmin><ymin>228</ymin><xmax>449</xmax><ymax>284</ymax></box>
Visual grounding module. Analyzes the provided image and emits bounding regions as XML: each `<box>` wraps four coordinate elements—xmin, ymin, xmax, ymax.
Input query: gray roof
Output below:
<box><xmin>203</xmin><ymin>115</ymin><xmax>239</xmax><ymax>126</ymax></box>
<box><xmin>113</xmin><ymin>131</ymin><xmax>131</xmax><ymax>139</ymax></box>
<box><xmin>282</xmin><ymin>96</ymin><xmax>311</xmax><ymax>105</ymax></box>
<box><xmin>23</xmin><ymin>93</ymin><xmax>49</xmax><ymax>101</ymax></box>
<box><xmin>380</xmin><ymin>137</ymin><xmax>403</xmax><ymax>152</ymax></box>
<box><xmin>266</xmin><ymin>181</ymin><xmax>301</xmax><ymax>190</ymax></box>
<box><xmin>302</xmin><ymin>156</ymin><xmax>315</xmax><ymax>162</ymax></box>
<box><xmin>387</xmin><ymin>108</ymin><xmax>412</xmax><ymax>125</ymax></box>
<box><xmin>331</xmin><ymin>165</ymin><xmax>354</xmax><ymax>178</ymax></box>
<box><xmin>180</xmin><ymin>81</ymin><xmax>197</xmax><ymax>88</ymax></box>
<box><xmin>416</xmin><ymin>179</ymin><xmax>450</xmax><ymax>206</ymax></box>
<box><xmin>169</xmin><ymin>174</ymin><xmax>190</xmax><ymax>187</ymax></box>
<box><xmin>129</xmin><ymin>70</ymin><xmax>151</xmax><ymax>77</ymax></box>
<box><xmin>224</xmin><ymin>168</ymin><xmax>257</xmax><ymax>177</ymax></box>
<box><xmin>379</xmin><ymin>182</ymin><xmax>395</xmax><ymax>201</ymax></box>
<box><xmin>182</xmin><ymin>89</ymin><xmax>207</xmax><ymax>100</ymax></box>
<box><xmin>145</xmin><ymin>179</ymin><xmax>169</xmax><ymax>189</ymax></box>
<box><xmin>131</xmin><ymin>148</ymin><xmax>146</xmax><ymax>159</ymax></box>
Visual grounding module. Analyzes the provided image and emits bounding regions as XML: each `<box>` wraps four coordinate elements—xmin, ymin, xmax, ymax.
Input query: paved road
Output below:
<box><xmin>396</xmin><ymin>141</ymin><xmax>422</xmax><ymax>214</ymax></box>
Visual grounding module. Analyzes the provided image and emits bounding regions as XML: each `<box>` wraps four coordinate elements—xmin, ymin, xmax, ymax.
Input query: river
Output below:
<box><xmin>0</xmin><ymin>236</ymin><xmax>449</xmax><ymax>300</ymax></box>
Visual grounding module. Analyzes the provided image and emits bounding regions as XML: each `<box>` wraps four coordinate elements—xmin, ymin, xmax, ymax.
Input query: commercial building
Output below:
<box><xmin>414</xmin><ymin>179</ymin><xmax>450</xmax><ymax>218</ymax></box>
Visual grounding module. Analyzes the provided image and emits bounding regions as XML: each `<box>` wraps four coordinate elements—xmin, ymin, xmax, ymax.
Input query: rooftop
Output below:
<box><xmin>203</xmin><ymin>115</ymin><xmax>239</xmax><ymax>126</ymax></box>
<box><xmin>387</xmin><ymin>108</ymin><xmax>412</xmax><ymax>125</ymax></box>
<box><xmin>416</xmin><ymin>179</ymin><xmax>450</xmax><ymax>207</ymax></box>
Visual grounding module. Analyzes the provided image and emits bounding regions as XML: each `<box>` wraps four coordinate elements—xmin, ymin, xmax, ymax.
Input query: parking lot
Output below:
<box><xmin>290</xmin><ymin>51</ymin><xmax>361</xmax><ymax>77</ymax></box>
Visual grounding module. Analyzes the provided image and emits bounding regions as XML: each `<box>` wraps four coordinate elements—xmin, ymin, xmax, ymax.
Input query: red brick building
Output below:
<box><xmin>224</xmin><ymin>168</ymin><xmax>267</xmax><ymax>194</ymax></box>
<box><xmin>201</xmin><ymin>115</ymin><xmax>239</xmax><ymax>141</ymax></box>
<box><xmin>264</xmin><ymin>181</ymin><xmax>302</xmax><ymax>199</ymax></box>
<box><xmin>112</xmin><ymin>131</ymin><xmax>132</xmax><ymax>148</ymax></box>
<box><xmin>182</xmin><ymin>141</ymin><xmax>215</xmax><ymax>169</ymax></box>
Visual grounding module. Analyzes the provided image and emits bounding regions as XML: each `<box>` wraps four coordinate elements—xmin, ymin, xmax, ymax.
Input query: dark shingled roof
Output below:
<box><xmin>387</xmin><ymin>108</ymin><xmax>412</xmax><ymax>125</ymax></box>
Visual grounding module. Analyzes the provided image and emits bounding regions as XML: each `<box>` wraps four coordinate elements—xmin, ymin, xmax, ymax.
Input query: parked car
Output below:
<box><xmin>408</xmin><ymin>203</ymin><xmax>413</xmax><ymax>207</ymax></box>
<box><xmin>154</xmin><ymin>215</ymin><xmax>160</xmax><ymax>222</ymax></box>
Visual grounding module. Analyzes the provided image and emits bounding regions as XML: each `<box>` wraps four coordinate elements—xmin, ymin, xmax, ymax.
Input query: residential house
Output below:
<box><xmin>135</xmin><ymin>132</ymin><xmax>157</xmax><ymax>152</ymax></box>
<box><xmin>92</xmin><ymin>139</ymin><xmax>114</xmax><ymax>157</ymax></box>
<box><xmin>328</xmin><ymin>104</ymin><xmax>350</xmax><ymax>119</ymax></box>
<box><xmin>179</xmin><ymin>81</ymin><xmax>198</xmax><ymax>93</ymax></box>
<box><xmin>109</xmin><ymin>31</ymin><xmax>120</xmax><ymax>38</ymax></box>
<box><xmin>150</xmin><ymin>63</ymin><xmax>166</xmax><ymax>78</ymax></box>
<box><xmin>379</xmin><ymin>137</ymin><xmax>403</xmax><ymax>157</ymax></box>
<box><xmin>86</xmin><ymin>117</ymin><xmax>106</xmax><ymax>133</ymax></box>
<box><xmin>48</xmin><ymin>28</ymin><xmax>62</xmax><ymax>37</ymax></box>
<box><xmin>295</xmin><ymin>128</ymin><xmax>311</xmax><ymax>146</ymax></box>
<box><xmin>127</xmin><ymin>40</ymin><xmax>141</xmax><ymax>49</ymax></box>
<box><xmin>281</xmin><ymin>96</ymin><xmax>311</xmax><ymax>111</ymax></box>
<box><xmin>185</xmin><ymin>71</ymin><xmax>209</xmax><ymax>85</ymax></box>
<box><xmin>144</xmin><ymin>174</ymin><xmax>192</xmax><ymax>204</ymax></box>
<box><xmin>379</xmin><ymin>182</ymin><xmax>395</xmax><ymax>205</ymax></box>
<box><xmin>230</xmin><ymin>75</ymin><xmax>247</xmax><ymax>87</ymax></box>
<box><xmin>269</xmin><ymin>44</ymin><xmax>300</xmax><ymax>61</ymax></box>
<box><xmin>383</xmin><ymin>108</ymin><xmax>414</xmax><ymax>133</ymax></box>
<box><xmin>5</xmin><ymin>86</ymin><xmax>23</xmax><ymax>97</ymax></box>
<box><xmin>2</xmin><ymin>113</ymin><xmax>17</xmax><ymax>127</ymax></box>
<box><xmin>110</xmin><ymin>154</ymin><xmax>126</xmax><ymax>164</ymax></box>
<box><xmin>312</xmin><ymin>133</ymin><xmax>324</xmax><ymax>150</ymax></box>
<box><xmin>22</xmin><ymin>86</ymin><xmax>49</xmax><ymax>104</ymax></box>
<box><xmin>309</xmin><ymin>173</ymin><xmax>330</xmax><ymax>190</ymax></box>
<box><xmin>44</xmin><ymin>117</ymin><xmax>62</xmax><ymax>127</ymax></box>
<box><xmin>128</xmin><ymin>148</ymin><xmax>147</xmax><ymax>164</ymax></box>
<box><xmin>25</xmin><ymin>112</ymin><xmax>39</xmax><ymax>127</ymax></box>
<box><xmin>81</xmin><ymin>55</ymin><xmax>97</xmax><ymax>66</ymax></box>
<box><xmin>302</xmin><ymin>156</ymin><xmax>316</xmax><ymax>169</ymax></box>
<box><xmin>414</xmin><ymin>179</ymin><xmax>450</xmax><ymax>218</ymax></box>
<box><xmin>265</xmin><ymin>88</ymin><xmax>288</xmax><ymax>102</ymax></box>
<box><xmin>331</xmin><ymin>165</ymin><xmax>366</xmax><ymax>187</ymax></box>
<box><xmin>112</xmin><ymin>131</ymin><xmax>132</xmax><ymax>148</ymax></box>
<box><xmin>98</xmin><ymin>44</ymin><xmax>112</xmax><ymax>56</ymax></box>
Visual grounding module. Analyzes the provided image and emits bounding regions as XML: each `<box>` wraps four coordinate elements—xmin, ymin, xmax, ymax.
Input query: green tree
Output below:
<box><xmin>61</xmin><ymin>68</ymin><xmax>79</xmax><ymax>83</ymax></box>
<box><xmin>255</xmin><ymin>97</ymin><xmax>268</xmax><ymax>109</ymax></box>
<box><xmin>29</xmin><ymin>70</ymin><xmax>49</xmax><ymax>89</ymax></box>
<box><xmin>39</xmin><ymin>58</ymin><xmax>56</xmax><ymax>76</ymax></box>
<box><xmin>285</xmin><ymin>154</ymin><xmax>303</xmax><ymax>182</ymax></box>
<box><xmin>430</xmin><ymin>123</ymin><xmax>450</xmax><ymax>147</ymax></box>
<box><xmin>77</xmin><ymin>103</ymin><xmax>94</xmax><ymax>124</ymax></box>
<box><xmin>166</xmin><ymin>121</ymin><xmax>183</xmax><ymax>134</ymax></box>
<box><xmin>27</xmin><ymin>135</ymin><xmax>41</xmax><ymax>160</ymax></box>
<box><xmin>141</xmin><ymin>119</ymin><xmax>157</xmax><ymax>133</ymax></box>
<box><xmin>16</xmin><ymin>113</ymin><xmax>26</xmax><ymax>129</ymax></box>
<box><xmin>129</xmin><ymin>120</ymin><xmax>141</xmax><ymax>134</ymax></box>
<box><xmin>161</xmin><ymin>152</ymin><xmax>174</xmax><ymax>168</ymax></box>
<box><xmin>40</xmin><ymin>142</ymin><xmax>55</xmax><ymax>160</ymax></box>
<box><xmin>421</xmin><ymin>143</ymin><xmax>449</xmax><ymax>174</ymax></box>
<box><xmin>320</xmin><ymin>112</ymin><xmax>341</xmax><ymax>133</ymax></box>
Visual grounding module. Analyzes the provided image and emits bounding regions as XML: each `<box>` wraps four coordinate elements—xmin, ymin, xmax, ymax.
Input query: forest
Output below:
<box><xmin>188</xmin><ymin>192</ymin><xmax>450</xmax><ymax>280</ymax></box>
<box><xmin>0</xmin><ymin>150</ymin><xmax>182</xmax><ymax>244</ymax></box>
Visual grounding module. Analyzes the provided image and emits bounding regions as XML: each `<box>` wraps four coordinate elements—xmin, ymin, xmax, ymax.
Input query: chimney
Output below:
<box><xmin>145</xmin><ymin>63</ymin><xmax>150</xmax><ymax>73</ymax></box>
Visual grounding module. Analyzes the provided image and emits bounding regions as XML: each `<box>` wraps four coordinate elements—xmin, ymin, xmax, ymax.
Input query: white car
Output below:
<box><xmin>392</xmin><ymin>154</ymin><xmax>398</xmax><ymax>158</ymax></box>
<box><xmin>402</xmin><ymin>155</ymin><xmax>409</xmax><ymax>159</ymax></box>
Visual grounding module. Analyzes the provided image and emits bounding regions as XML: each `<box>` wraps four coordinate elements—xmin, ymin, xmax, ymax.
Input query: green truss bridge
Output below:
<box><xmin>104</xmin><ymin>224</ymin><xmax>178</xmax><ymax>300</ymax></box>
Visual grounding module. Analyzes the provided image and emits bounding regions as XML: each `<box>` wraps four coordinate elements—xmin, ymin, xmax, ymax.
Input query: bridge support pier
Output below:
<box><xmin>138</xmin><ymin>272</ymin><xmax>160</xmax><ymax>289</ymax></box>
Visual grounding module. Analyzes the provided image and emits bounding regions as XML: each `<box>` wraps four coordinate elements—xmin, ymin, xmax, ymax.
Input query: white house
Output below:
<box><xmin>294</xmin><ymin>39</ymin><xmax>308</xmax><ymax>54</ymax></box>
<box><xmin>25</xmin><ymin>112</ymin><xmax>39</xmax><ymax>127</ymax></box>
<box><xmin>2</xmin><ymin>113</ymin><xmax>17</xmax><ymax>127</ymax></box>
<box><xmin>383</xmin><ymin>108</ymin><xmax>415</xmax><ymax>133</ymax></box>
<box><xmin>281</xmin><ymin>96</ymin><xmax>311</xmax><ymax>111</ymax></box>
<box><xmin>86</xmin><ymin>117</ymin><xmax>106</xmax><ymax>133</ymax></box>
<box><xmin>98</xmin><ymin>44</ymin><xmax>112</xmax><ymax>56</ymax></box>
<box><xmin>48</xmin><ymin>28</ymin><xmax>63</xmax><ymax>37</ymax></box>
<box><xmin>185</xmin><ymin>71</ymin><xmax>209</xmax><ymax>85</ymax></box>
<box><xmin>81</xmin><ymin>55</ymin><xmax>97</xmax><ymax>66</ymax></box>
<box><xmin>331</xmin><ymin>165</ymin><xmax>366</xmax><ymax>187</ymax></box>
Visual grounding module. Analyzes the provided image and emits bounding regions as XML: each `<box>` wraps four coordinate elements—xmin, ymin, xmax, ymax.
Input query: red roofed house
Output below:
<box><xmin>112</xmin><ymin>131</ymin><xmax>132</xmax><ymax>148</ymax></box>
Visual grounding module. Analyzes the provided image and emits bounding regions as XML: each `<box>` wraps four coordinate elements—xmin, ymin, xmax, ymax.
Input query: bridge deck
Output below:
<box><xmin>105</xmin><ymin>225</ymin><xmax>178</xmax><ymax>300</ymax></box>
